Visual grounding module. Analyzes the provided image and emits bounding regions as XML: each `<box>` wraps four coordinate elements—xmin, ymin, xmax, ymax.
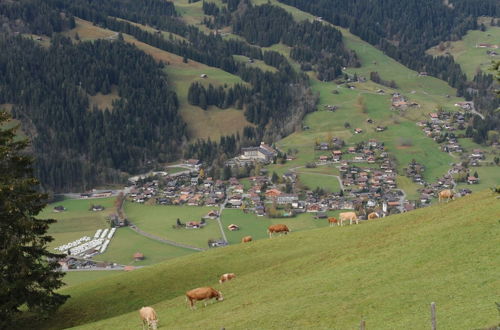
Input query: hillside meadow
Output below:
<box><xmin>24</xmin><ymin>190</ymin><xmax>500</xmax><ymax>329</ymax></box>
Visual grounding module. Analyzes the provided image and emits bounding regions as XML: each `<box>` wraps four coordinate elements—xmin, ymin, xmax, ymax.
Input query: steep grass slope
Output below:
<box><xmin>30</xmin><ymin>191</ymin><xmax>500</xmax><ymax>329</ymax></box>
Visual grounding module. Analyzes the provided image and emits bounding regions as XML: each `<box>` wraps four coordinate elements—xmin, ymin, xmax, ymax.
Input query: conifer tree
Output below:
<box><xmin>0</xmin><ymin>112</ymin><xmax>68</xmax><ymax>326</ymax></box>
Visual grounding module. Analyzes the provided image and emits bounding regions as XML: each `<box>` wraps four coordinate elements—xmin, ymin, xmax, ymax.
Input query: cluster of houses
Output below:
<box><xmin>417</xmin><ymin>111</ymin><xmax>469</xmax><ymax>153</ymax></box>
<box><xmin>129</xmin><ymin>175</ymin><xmax>226</xmax><ymax>207</ymax></box>
<box><xmin>405</xmin><ymin>160</ymin><xmax>426</xmax><ymax>184</ymax></box>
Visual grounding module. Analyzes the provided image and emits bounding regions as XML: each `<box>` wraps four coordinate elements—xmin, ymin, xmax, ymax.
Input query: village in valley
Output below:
<box><xmin>47</xmin><ymin>75</ymin><xmax>500</xmax><ymax>272</ymax></box>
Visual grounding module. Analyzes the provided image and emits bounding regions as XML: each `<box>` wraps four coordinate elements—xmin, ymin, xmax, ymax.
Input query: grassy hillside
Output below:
<box><xmin>427</xmin><ymin>22</ymin><xmax>500</xmax><ymax>79</ymax></box>
<box><xmin>28</xmin><ymin>190</ymin><xmax>500</xmax><ymax>329</ymax></box>
<box><xmin>62</xmin><ymin>18</ymin><xmax>252</xmax><ymax>141</ymax></box>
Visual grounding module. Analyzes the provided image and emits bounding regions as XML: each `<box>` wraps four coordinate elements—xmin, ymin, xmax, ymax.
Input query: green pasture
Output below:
<box><xmin>124</xmin><ymin>202</ymin><xmax>224</xmax><ymax>249</ymax></box>
<box><xmin>298</xmin><ymin>172</ymin><xmax>341</xmax><ymax>192</ymax></box>
<box><xmin>28</xmin><ymin>191</ymin><xmax>500</xmax><ymax>329</ymax></box>
<box><xmin>98</xmin><ymin>227</ymin><xmax>194</xmax><ymax>266</ymax></box>
<box><xmin>221</xmin><ymin>209</ymin><xmax>342</xmax><ymax>244</ymax></box>
<box><xmin>62</xmin><ymin>271</ymin><xmax>124</xmax><ymax>288</ymax></box>
<box><xmin>40</xmin><ymin>197</ymin><xmax>115</xmax><ymax>249</ymax></box>
<box><xmin>427</xmin><ymin>24</ymin><xmax>500</xmax><ymax>79</ymax></box>
<box><xmin>455</xmin><ymin>166</ymin><xmax>500</xmax><ymax>193</ymax></box>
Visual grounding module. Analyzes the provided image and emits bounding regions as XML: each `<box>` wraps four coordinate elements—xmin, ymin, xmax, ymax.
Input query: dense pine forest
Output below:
<box><xmin>0</xmin><ymin>35</ymin><xmax>186</xmax><ymax>191</ymax></box>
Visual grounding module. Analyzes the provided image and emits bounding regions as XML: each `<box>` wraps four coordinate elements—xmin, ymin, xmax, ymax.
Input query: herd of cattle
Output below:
<box><xmin>139</xmin><ymin>190</ymin><xmax>457</xmax><ymax>329</ymax></box>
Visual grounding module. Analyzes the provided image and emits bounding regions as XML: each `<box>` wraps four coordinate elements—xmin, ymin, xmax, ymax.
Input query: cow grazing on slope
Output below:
<box><xmin>328</xmin><ymin>217</ymin><xmax>338</xmax><ymax>227</ymax></box>
<box><xmin>339</xmin><ymin>212</ymin><xmax>358</xmax><ymax>226</ymax></box>
<box><xmin>242</xmin><ymin>236</ymin><xmax>252</xmax><ymax>243</ymax></box>
<box><xmin>219</xmin><ymin>273</ymin><xmax>236</xmax><ymax>284</ymax></box>
<box><xmin>368</xmin><ymin>212</ymin><xmax>379</xmax><ymax>220</ymax></box>
<box><xmin>186</xmin><ymin>287</ymin><xmax>223</xmax><ymax>310</ymax></box>
<box><xmin>139</xmin><ymin>306</ymin><xmax>158</xmax><ymax>330</ymax></box>
<box><xmin>267</xmin><ymin>224</ymin><xmax>290</xmax><ymax>238</ymax></box>
<box><xmin>438</xmin><ymin>189</ymin><xmax>455</xmax><ymax>202</ymax></box>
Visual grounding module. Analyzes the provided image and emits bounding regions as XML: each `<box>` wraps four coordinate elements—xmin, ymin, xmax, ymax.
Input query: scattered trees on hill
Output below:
<box><xmin>369</xmin><ymin>72</ymin><xmax>397</xmax><ymax>89</ymax></box>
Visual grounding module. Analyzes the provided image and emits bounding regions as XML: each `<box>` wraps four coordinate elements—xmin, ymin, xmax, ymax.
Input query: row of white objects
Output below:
<box><xmin>54</xmin><ymin>236</ymin><xmax>91</xmax><ymax>252</ymax></box>
<box><xmin>99</xmin><ymin>239</ymin><xmax>111</xmax><ymax>253</ymax></box>
<box><xmin>70</xmin><ymin>238</ymin><xmax>104</xmax><ymax>256</ymax></box>
<box><xmin>57</xmin><ymin>228</ymin><xmax>117</xmax><ymax>256</ymax></box>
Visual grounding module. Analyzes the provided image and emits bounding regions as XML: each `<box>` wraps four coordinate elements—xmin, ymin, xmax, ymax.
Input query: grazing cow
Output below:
<box><xmin>186</xmin><ymin>287</ymin><xmax>223</xmax><ymax>310</ymax></box>
<box><xmin>438</xmin><ymin>189</ymin><xmax>455</xmax><ymax>202</ymax></box>
<box><xmin>219</xmin><ymin>273</ymin><xmax>236</xmax><ymax>284</ymax></box>
<box><xmin>328</xmin><ymin>217</ymin><xmax>338</xmax><ymax>227</ymax></box>
<box><xmin>139</xmin><ymin>306</ymin><xmax>158</xmax><ymax>330</ymax></box>
<box><xmin>339</xmin><ymin>212</ymin><xmax>358</xmax><ymax>226</ymax></box>
<box><xmin>241</xmin><ymin>236</ymin><xmax>252</xmax><ymax>243</ymax></box>
<box><xmin>267</xmin><ymin>224</ymin><xmax>290</xmax><ymax>238</ymax></box>
<box><xmin>368</xmin><ymin>212</ymin><xmax>379</xmax><ymax>220</ymax></box>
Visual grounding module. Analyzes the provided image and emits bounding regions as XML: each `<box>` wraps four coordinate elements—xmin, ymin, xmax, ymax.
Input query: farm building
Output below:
<box><xmin>133</xmin><ymin>253</ymin><xmax>144</xmax><ymax>261</ymax></box>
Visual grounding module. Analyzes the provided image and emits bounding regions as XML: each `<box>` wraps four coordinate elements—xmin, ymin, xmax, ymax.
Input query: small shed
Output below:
<box><xmin>200</xmin><ymin>74</ymin><xmax>208</xmax><ymax>78</ymax></box>
<box><xmin>133</xmin><ymin>252</ymin><xmax>144</xmax><ymax>261</ymax></box>
<box><xmin>53</xmin><ymin>205</ymin><xmax>66</xmax><ymax>212</ymax></box>
<box><xmin>227</xmin><ymin>224</ymin><xmax>239</xmax><ymax>231</ymax></box>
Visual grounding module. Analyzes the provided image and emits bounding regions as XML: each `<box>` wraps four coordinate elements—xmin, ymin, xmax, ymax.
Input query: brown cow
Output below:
<box><xmin>268</xmin><ymin>224</ymin><xmax>290</xmax><ymax>238</ymax></box>
<box><xmin>339</xmin><ymin>212</ymin><xmax>358</xmax><ymax>226</ymax></box>
<box><xmin>241</xmin><ymin>236</ymin><xmax>252</xmax><ymax>243</ymax></box>
<box><xmin>186</xmin><ymin>287</ymin><xmax>223</xmax><ymax>310</ymax></box>
<box><xmin>438</xmin><ymin>189</ymin><xmax>455</xmax><ymax>202</ymax></box>
<box><xmin>368</xmin><ymin>212</ymin><xmax>379</xmax><ymax>220</ymax></box>
<box><xmin>139</xmin><ymin>306</ymin><xmax>158</xmax><ymax>330</ymax></box>
<box><xmin>328</xmin><ymin>217</ymin><xmax>338</xmax><ymax>227</ymax></box>
<box><xmin>219</xmin><ymin>273</ymin><xmax>236</xmax><ymax>284</ymax></box>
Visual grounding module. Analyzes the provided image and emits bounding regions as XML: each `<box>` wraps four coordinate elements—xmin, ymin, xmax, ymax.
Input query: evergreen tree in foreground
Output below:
<box><xmin>0</xmin><ymin>111</ymin><xmax>68</xmax><ymax>326</ymax></box>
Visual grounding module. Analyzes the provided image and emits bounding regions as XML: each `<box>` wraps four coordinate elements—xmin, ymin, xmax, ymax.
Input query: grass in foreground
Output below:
<box><xmin>28</xmin><ymin>191</ymin><xmax>500</xmax><ymax>329</ymax></box>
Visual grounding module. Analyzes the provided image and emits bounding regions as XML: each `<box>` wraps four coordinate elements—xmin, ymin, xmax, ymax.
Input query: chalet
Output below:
<box><xmin>354</xmin><ymin>128</ymin><xmax>363</xmax><ymax>134</ymax></box>
<box><xmin>376</xmin><ymin>126</ymin><xmax>387</xmax><ymax>132</ymax></box>
<box><xmin>467</xmin><ymin>176</ymin><xmax>479</xmax><ymax>184</ymax></box>
<box><xmin>265</xmin><ymin>188</ymin><xmax>282</xmax><ymax>198</ymax></box>
<box><xmin>185</xmin><ymin>159</ymin><xmax>201</xmax><ymax>170</ymax></box>
<box><xmin>90</xmin><ymin>205</ymin><xmax>105</xmax><ymax>212</ymax></box>
<box><xmin>454</xmin><ymin>101</ymin><xmax>474</xmax><ymax>110</ymax></box>
<box><xmin>476</xmin><ymin>43</ymin><xmax>498</xmax><ymax>49</ymax></box>
<box><xmin>53</xmin><ymin>205</ymin><xmax>66</xmax><ymax>212</ymax></box>
<box><xmin>227</xmin><ymin>224</ymin><xmax>239</xmax><ymax>231</ymax></box>
<box><xmin>200</xmin><ymin>73</ymin><xmax>208</xmax><ymax>78</ymax></box>
<box><xmin>186</xmin><ymin>221</ymin><xmax>204</xmax><ymax>229</ymax></box>
<box><xmin>307</xmin><ymin>204</ymin><xmax>321</xmax><ymax>212</ymax></box>
<box><xmin>204</xmin><ymin>210</ymin><xmax>219</xmax><ymax>219</ymax></box>
<box><xmin>470</xmin><ymin>149</ymin><xmax>484</xmax><ymax>160</ymax></box>
<box><xmin>319</xmin><ymin>142</ymin><xmax>329</xmax><ymax>150</ymax></box>
<box><xmin>319</xmin><ymin>155</ymin><xmax>329</xmax><ymax>162</ymax></box>
<box><xmin>276</xmin><ymin>194</ymin><xmax>299</xmax><ymax>205</ymax></box>
<box><xmin>133</xmin><ymin>252</ymin><xmax>144</xmax><ymax>261</ymax></box>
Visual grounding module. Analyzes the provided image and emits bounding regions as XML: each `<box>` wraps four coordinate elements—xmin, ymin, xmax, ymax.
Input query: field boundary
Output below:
<box><xmin>128</xmin><ymin>223</ymin><xmax>206</xmax><ymax>251</ymax></box>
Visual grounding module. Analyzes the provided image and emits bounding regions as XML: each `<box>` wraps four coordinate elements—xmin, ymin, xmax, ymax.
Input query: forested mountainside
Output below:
<box><xmin>0</xmin><ymin>0</ymin><xmax>498</xmax><ymax>192</ymax></box>
<box><xmin>0</xmin><ymin>35</ymin><xmax>186</xmax><ymax>191</ymax></box>
<box><xmin>279</xmin><ymin>0</ymin><xmax>498</xmax><ymax>92</ymax></box>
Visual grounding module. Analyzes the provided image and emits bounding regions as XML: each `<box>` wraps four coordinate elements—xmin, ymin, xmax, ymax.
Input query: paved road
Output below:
<box><xmin>216</xmin><ymin>196</ymin><xmax>229</xmax><ymax>243</ymax></box>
